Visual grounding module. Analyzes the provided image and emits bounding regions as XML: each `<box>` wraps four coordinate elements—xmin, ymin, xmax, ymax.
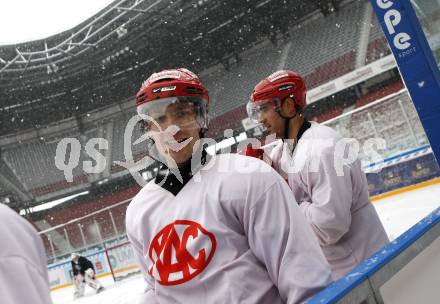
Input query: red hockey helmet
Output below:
<box><xmin>247</xmin><ymin>70</ymin><xmax>306</xmax><ymax>122</ymax></box>
<box><xmin>136</xmin><ymin>68</ymin><xmax>209</xmax><ymax>131</ymax></box>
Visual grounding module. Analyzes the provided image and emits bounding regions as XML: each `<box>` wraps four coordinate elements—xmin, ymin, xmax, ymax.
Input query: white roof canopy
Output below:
<box><xmin>0</xmin><ymin>0</ymin><xmax>114</xmax><ymax>45</ymax></box>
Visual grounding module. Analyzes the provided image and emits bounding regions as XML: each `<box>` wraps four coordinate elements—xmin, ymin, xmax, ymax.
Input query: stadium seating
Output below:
<box><xmin>365</xmin><ymin>37</ymin><xmax>390</xmax><ymax>64</ymax></box>
<box><xmin>331</xmin><ymin>93</ymin><xmax>428</xmax><ymax>157</ymax></box>
<box><xmin>36</xmin><ymin>185</ymin><xmax>139</xmax><ymax>257</ymax></box>
<box><xmin>365</xmin><ymin>10</ymin><xmax>391</xmax><ymax>64</ymax></box>
<box><xmin>304</xmin><ymin>52</ymin><xmax>356</xmax><ymax>89</ymax></box>
<box><xmin>202</xmin><ymin>42</ymin><xmax>284</xmax><ymax>118</ymax></box>
<box><xmin>1</xmin><ymin>138</ymin><xmax>87</xmax><ymax>195</ymax></box>
<box><xmin>311</xmin><ymin>106</ymin><xmax>344</xmax><ymax>123</ymax></box>
<box><xmin>1</xmin><ymin>0</ymin><xmax>400</xmax><ymax>201</ymax></box>
<box><xmin>355</xmin><ymin>81</ymin><xmax>405</xmax><ymax>108</ymax></box>
<box><xmin>206</xmin><ymin>105</ymin><xmax>247</xmax><ymax>139</ymax></box>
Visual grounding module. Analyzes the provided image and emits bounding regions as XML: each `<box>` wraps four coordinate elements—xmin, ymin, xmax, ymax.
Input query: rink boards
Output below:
<box><xmin>308</xmin><ymin>206</ymin><xmax>440</xmax><ymax>304</ymax></box>
<box><xmin>365</xmin><ymin>145</ymin><xmax>440</xmax><ymax>196</ymax></box>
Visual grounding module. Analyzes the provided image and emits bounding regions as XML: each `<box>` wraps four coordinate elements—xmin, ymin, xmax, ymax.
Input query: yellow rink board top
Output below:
<box><xmin>370</xmin><ymin>177</ymin><xmax>440</xmax><ymax>202</ymax></box>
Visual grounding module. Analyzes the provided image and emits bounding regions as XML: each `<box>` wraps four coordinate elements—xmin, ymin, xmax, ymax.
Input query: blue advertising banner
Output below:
<box><xmin>366</xmin><ymin>152</ymin><xmax>440</xmax><ymax>195</ymax></box>
<box><xmin>370</xmin><ymin>0</ymin><xmax>440</xmax><ymax>163</ymax></box>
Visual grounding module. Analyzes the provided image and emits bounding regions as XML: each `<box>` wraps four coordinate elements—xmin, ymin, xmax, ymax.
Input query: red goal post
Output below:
<box><xmin>104</xmin><ymin>241</ymin><xmax>141</xmax><ymax>281</ymax></box>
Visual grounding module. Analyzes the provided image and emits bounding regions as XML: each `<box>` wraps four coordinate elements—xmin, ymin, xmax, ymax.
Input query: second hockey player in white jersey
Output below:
<box><xmin>125</xmin><ymin>68</ymin><xmax>332</xmax><ymax>303</ymax></box>
<box><xmin>246</xmin><ymin>70</ymin><xmax>389</xmax><ymax>280</ymax></box>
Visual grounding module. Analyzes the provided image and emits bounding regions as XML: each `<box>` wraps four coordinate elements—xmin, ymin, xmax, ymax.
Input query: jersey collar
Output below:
<box><xmin>154</xmin><ymin>149</ymin><xmax>209</xmax><ymax>196</ymax></box>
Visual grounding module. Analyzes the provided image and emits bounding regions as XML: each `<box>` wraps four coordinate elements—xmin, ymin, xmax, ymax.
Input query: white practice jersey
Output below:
<box><xmin>0</xmin><ymin>204</ymin><xmax>53</xmax><ymax>304</ymax></box>
<box><xmin>126</xmin><ymin>153</ymin><xmax>331</xmax><ymax>304</ymax></box>
<box><xmin>271</xmin><ymin>122</ymin><xmax>389</xmax><ymax>280</ymax></box>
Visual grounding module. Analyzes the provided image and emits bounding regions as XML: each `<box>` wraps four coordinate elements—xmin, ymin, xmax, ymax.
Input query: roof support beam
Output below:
<box><xmin>0</xmin><ymin>54</ymin><xmax>19</xmax><ymax>73</ymax></box>
<box><xmin>15</xmin><ymin>48</ymin><xmax>28</xmax><ymax>64</ymax></box>
<box><xmin>84</xmin><ymin>25</ymin><xmax>94</xmax><ymax>41</ymax></box>
<box><xmin>55</xmin><ymin>47</ymin><xmax>75</xmax><ymax>57</ymax></box>
<box><xmin>22</xmin><ymin>53</ymin><xmax>33</xmax><ymax>73</ymax></box>
<box><xmin>116</xmin><ymin>6</ymin><xmax>149</xmax><ymax>13</ymax></box>
<box><xmin>67</xmin><ymin>42</ymin><xmax>96</xmax><ymax>47</ymax></box>
<box><xmin>0</xmin><ymin>0</ymin><xmax>153</xmax><ymax>72</ymax></box>
<box><xmin>45</xmin><ymin>41</ymin><xmax>50</xmax><ymax>60</ymax></box>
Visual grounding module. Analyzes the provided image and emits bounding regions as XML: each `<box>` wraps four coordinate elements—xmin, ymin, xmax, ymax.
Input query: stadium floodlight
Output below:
<box><xmin>116</xmin><ymin>25</ymin><xmax>128</xmax><ymax>38</ymax></box>
<box><xmin>46</xmin><ymin>63</ymin><xmax>59</xmax><ymax>74</ymax></box>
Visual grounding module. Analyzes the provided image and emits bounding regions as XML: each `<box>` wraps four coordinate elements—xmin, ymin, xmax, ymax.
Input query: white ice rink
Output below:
<box><xmin>51</xmin><ymin>275</ymin><xmax>146</xmax><ymax>304</ymax></box>
<box><xmin>51</xmin><ymin>182</ymin><xmax>440</xmax><ymax>304</ymax></box>
<box><xmin>373</xmin><ymin>182</ymin><xmax>440</xmax><ymax>241</ymax></box>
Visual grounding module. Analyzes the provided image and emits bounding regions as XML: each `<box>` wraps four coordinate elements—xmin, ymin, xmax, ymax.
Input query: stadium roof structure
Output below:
<box><xmin>0</xmin><ymin>0</ymin><xmax>343</xmax><ymax>136</ymax></box>
<box><xmin>0</xmin><ymin>0</ymin><xmax>345</xmax><ymax>210</ymax></box>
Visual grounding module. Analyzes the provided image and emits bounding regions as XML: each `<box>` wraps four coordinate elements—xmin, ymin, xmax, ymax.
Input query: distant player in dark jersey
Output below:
<box><xmin>71</xmin><ymin>253</ymin><xmax>104</xmax><ymax>298</ymax></box>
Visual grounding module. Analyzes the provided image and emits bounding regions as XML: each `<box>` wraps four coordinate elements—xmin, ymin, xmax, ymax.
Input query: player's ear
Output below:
<box><xmin>281</xmin><ymin>97</ymin><xmax>297</xmax><ymax>117</ymax></box>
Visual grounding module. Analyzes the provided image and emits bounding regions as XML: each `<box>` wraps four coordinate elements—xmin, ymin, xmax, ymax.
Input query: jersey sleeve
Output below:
<box><xmin>299</xmin><ymin>150</ymin><xmax>353</xmax><ymax>246</ymax></box>
<box><xmin>0</xmin><ymin>256</ymin><xmax>53</xmax><ymax>304</ymax></box>
<box><xmin>269</xmin><ymin>141</ymin><xmax>284</xmax><ymax>174</ymax></box>
<box><xmin>244</xmin><ymin>178</ymin><xmax>332</xmax><ymax>303</ymax></box>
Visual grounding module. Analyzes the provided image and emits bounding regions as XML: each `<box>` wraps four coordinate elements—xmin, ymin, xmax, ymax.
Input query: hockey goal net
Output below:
<box><xmin>105</xmin><ymin>241</ymin><xmax>141</xmax><ymax>281</ymax></box>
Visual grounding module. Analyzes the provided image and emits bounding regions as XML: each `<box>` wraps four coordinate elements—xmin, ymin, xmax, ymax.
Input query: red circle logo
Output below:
<box><xmin>148</xmin><ymin>220</ymin><xmax>217</xmax><ymax>285</ymax></box>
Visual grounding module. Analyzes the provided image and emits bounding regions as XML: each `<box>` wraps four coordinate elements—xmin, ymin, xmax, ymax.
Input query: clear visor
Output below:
<box><xmin>246</xmin><ymin>99</ymin><xmax>275</xmax><ymax>123</ymax></box>
<box><xmin>137</xmin><ymin>96</ymin><xmax>208</xmax><ymax>132</ymax></box>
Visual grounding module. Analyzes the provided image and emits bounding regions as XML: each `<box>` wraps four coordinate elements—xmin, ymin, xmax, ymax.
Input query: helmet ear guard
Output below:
<box><xmin>278</xmin><ymin>95</ymin><xmax>303</xmax><ymax>117</ymax></box>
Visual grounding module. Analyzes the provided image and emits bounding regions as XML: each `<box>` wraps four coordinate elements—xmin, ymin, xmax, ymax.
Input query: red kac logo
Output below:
<box><xmin>148</xmin><ymin>220</ymin><xmax>217</xmax><ymax>285</ymax></box>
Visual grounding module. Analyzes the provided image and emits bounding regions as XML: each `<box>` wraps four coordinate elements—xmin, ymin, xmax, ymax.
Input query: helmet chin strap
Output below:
<box><xmin>274</xmin><ymin>98</ymin><xmax>298</xmax><ymax>140</ymax></box>
<box><xmin>281</xmin><ymin>113</ymin><xmax>297</xmax><ymax>140</ymax></box>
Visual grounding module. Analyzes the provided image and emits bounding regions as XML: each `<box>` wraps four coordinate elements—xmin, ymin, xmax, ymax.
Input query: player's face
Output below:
<box><xmin>257</xmin><ymin>102</ymin><xmax>285</xmax><ymax>138</ymax></box>
<box><xmin>148</xmin><ymin>102</ymin><xmax>201</xmax><ymax>166</ymax></box>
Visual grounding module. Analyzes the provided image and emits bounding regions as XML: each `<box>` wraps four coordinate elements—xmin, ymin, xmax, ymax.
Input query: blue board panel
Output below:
<box><xmin>370</xmin><ymin>0</ymin><xmax>440</xmax><ymax>163</ymax></box>
<box><xmin>366</xmin><ymin>152</ymin><xmax>440</xmax><ymax>195</ymax></box>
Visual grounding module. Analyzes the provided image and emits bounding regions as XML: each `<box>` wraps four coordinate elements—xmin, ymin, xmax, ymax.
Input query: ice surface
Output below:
<box><xmin>51</xmin><ymin>275</ymin><xmax>145</xmax><ymax>304</ymax></box>
<box><xmin>373</xmin><ymin>183</ymin><xmax>440</xmax><ymax>241</ymax></box>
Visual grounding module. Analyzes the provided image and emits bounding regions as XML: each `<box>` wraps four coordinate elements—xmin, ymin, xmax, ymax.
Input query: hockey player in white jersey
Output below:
<box><xmin>246</xmin><ymin>70</ymin><xmax>389</xmax><ymax>280</ymax></box>
<box><xmin>0</xmin><ymin>204</ymin><xmax>53</xmax><ymax>304</ymax></box>
<box><xmin>125</xmin><ymin>68</ymin><xmax>332</xmax><ymax>303</ymax></box>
